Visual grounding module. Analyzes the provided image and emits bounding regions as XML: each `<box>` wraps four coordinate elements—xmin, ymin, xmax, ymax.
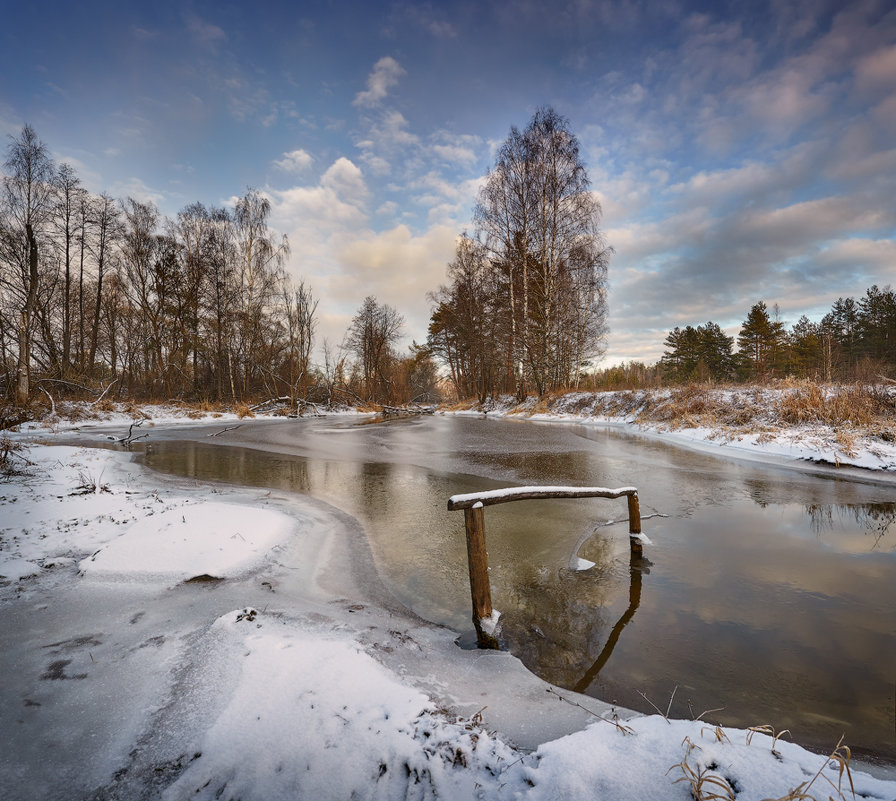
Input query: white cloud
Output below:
<box><xmin>273</xmin><ymin>149</ymin><xmax>313</xmax><ymax>173</ymax></box>
<box><xmin>328</xmin><ymin>223</ymin><xmax>459</xmax><ymax>346</ymax></box>
<box><xmin>353</xmin><ymin>56</ymin><xmax>406</xmax><ymax>108</ymax></box>
<box><xmin>320</xmin><ymin>157</ymin><xmax>367</xmax><ymax>199</ymax></box>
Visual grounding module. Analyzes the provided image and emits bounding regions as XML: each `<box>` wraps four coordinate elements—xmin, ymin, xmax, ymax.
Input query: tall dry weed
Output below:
<box><xmin>235</xmin><ymin>403</ymin><xmax>255</xmax><ymax>419</ymax></box>
<box><xmin>776</xmin><ymin>380</ymin><xmax>894</xmax><ymax>427</ymax></box>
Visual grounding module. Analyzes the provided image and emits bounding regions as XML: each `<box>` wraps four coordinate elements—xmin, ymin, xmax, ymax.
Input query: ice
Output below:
<box><xmin>479</xmin><ymin>608</ymin><xmax>501</xmax><ymax>635</ymax></box>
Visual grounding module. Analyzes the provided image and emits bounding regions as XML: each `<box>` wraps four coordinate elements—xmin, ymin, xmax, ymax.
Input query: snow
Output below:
<box><xmin>449</xmin><ymin>485</ymin><xmax>638</xmax><ymax>507</ymax></box>
<box><xmin>2</xmin><ymin>439</ymin><xmax>895</xmax><ymax>799</ymax></box>
<box><xmin>80</xmin><ymin>502</ymin><xmax>294</xmax><ymax>581</ymax></box>
<box><xmin>479</xmin><ymin>609</ymin><xmax>501</xmax><ymax>636</ymax></box>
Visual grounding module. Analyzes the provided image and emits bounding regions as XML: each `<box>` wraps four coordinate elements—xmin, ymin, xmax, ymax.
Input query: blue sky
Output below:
<box><xmin>3</xmin><ymin>0</ymin><xmax>895</xmax><ymax>365</ymax></box>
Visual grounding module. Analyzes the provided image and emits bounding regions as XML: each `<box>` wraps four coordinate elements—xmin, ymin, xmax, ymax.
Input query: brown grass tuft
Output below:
<box><xmin>776</xmin><ymin>380</ymin><xmax>894</xmax><ymax>427</ymax></box>
<box><xmin>235</xmin><ymin>403</ymin><xmax>255</xmax><ymax>419</ymax></box>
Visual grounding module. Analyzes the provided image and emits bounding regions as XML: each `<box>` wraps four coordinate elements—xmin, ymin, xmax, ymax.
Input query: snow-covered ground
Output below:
<box><xmin>2</xmin><ymin>429</ymin><xmax>895</xmax><ymax>800</ymax></box>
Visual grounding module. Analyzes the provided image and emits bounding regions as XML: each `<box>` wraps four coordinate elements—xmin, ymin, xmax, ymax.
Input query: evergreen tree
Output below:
<box><xmin>737</xmin><ymin>301</ymin><xmax>785</xmax><ymax>379</ymax></box>
<box><xmin>789</xmin><ymin>315</ymin><xmax>822</xmax><ymax>377</ymax></box>
<box><xmin>857</xmin><ymin>284</ymin><xmax>896</xmax><ymax>366</ymax></box>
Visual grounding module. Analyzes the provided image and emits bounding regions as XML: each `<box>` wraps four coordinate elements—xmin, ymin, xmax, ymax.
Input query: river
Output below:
<box><xmin>127</xmin><ymin>413</ymin><xmax>896</xmax><ymax>766</ymax></box>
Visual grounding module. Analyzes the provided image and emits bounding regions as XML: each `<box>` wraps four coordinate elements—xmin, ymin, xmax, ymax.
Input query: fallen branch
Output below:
<box><xmin>381</xmin><ymin>404</ymin><xmax>435</xmax><ymax>417</ymax></box>
<box><xmin>39</xmin><ymin>386</ymin><xmax>56</xmax><ymax>416</ymax></box>
<box><xmin>93</xmin><ymin>378</ymin><xmax>118</xmax><ymax>405</ymax></box>
<box><xmin>207</xmin><ymin>424</ymin><xmax>243</xmax><ymax>437</ymax></box>
<box><xmin>250</xmin><ymin>396</ymin><xmax>292</xmax><ymax>412</ymax></box>
<box><xmin>108</xmin><ymin>418</ymin><xmax>148</xmax><ymax>446</ymax></box>
<box><xmin>296</xmin><ymin>398</ymin><xmax>325</xmax><ymax>417</ymax></box>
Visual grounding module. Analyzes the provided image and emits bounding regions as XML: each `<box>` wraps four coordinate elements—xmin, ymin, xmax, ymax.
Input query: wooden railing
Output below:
<box><xmin>447</xmin><ymin>485</ymin><xmax>644</xmax><ymax>649</ymax></box>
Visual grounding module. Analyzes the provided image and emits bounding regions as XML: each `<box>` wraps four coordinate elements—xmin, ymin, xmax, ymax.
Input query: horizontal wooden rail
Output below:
<box><xmin>447</xmin><ymin>485</ymin><xmax>638</xmax><ymax>511</ymax></box>
<box><xmin>449</xmin><ymin>484</ymin><xmax>644</xmax><ymax>649</ymax></box>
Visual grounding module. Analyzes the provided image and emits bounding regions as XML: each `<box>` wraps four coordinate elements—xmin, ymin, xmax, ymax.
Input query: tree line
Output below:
<box><xmin>660</xmin><ymin>292</ymin><xmax>896</xmax><ymax>384</ymax></box>
<box><xmin>0</xmin><ymin>125</ymin><xmax>440</xmax><ymax>411</ymax></box>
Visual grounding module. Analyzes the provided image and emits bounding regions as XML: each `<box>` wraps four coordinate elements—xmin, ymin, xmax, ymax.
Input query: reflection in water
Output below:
<box><xmin>136</xmin><ymin>417</ymin><xmax>896</xmax><ymax>765</ymax></box>
<box><xmin>574</xmin><ymin>550</ymin><xmax>648</xmax><ymax>694</ymax></box>
<box><xmin>806</xmin><ymin>503</ymin><xmax>896</xmax><ymax>550</ymax></box>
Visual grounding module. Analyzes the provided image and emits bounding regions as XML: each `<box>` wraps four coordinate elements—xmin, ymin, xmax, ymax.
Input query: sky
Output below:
<box><xmin>2</xmin><ymin>0</ymin><xmax>895</xmax><ymax>366</ymax></box>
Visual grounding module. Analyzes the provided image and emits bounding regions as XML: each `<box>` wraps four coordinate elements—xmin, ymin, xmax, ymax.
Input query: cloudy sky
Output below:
<box><xmin>2</xmin><ymin>0</ymin><xmax>894</xmax><ymax>365</ymax></box>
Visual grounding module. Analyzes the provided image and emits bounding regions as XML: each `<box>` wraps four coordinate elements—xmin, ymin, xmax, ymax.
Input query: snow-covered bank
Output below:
<box><xmin>450</xmin><ymin>385</ymin><xmax>896</xmax><ymax>474</ymax></box>
<box><xmin>2</xmin><ymin>442</ymin><xmax>895</xmax><ymax>799</ymax></box>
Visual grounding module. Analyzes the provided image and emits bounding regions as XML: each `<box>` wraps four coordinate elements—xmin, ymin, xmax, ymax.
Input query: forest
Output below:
<box><xmin>2</xmin><ymin>115</ymin><xmax>893</xmax><ymax>418</ymax></box>
<box><xmin>0</xmin><ymin>125</ymin><xmax>441</xmax><ymax>413</ymax></box>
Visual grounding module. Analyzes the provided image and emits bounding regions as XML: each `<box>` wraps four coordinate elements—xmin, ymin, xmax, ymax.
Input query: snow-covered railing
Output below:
<box><xmin>447</xmin><ymin>485</ymin><xmax>639</xmax><ymax>510</ymax></box>
<box><xmin>447</xmin><ymin>485</ymin><xmax>644</xmax><ymax>649</ymax></box>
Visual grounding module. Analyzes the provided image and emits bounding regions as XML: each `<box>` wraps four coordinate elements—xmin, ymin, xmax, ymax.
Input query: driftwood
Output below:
<box><xmin>207</xmin><ymin>424</ymin><xmax>243</xmax><ymax>437</ymax></box>
<box><xmin>251</xmin><ymin>396</ymin><xmax>327</xmax><ymax>417</ymax></box>
<box><xmin>381</xmin><ymin>404</ymin><xmax>435</xmax><ymax>417</ymax></box>
<box><xmin>108</xmin><ymin>418</ymin><xmax>148</xmax><ymax>446</ymax></box>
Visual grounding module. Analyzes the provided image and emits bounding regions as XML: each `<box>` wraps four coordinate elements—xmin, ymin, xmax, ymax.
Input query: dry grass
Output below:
<box><xmin>776</xmin><ymin>380</ymin><xmax>894</xmax><ymax>428</ymax></box>
<box><xmin>1</xmin><ymin>435</ymin><xmax>29</xmax><ymax>478</ymax></box>
<box><xmin>450</xmin><ymin>380</ymin><xmax>896</xmax><ymax>450</ymax></box>
<box><xmin>669</xmin><ymin>736</ymin><xmax>737</xmax><ymax>800</ymax></box>
<box><xmin>235</xmin><ymin>403</ymin><xmax>255</xmax><ymax>419</ymax></box>
<box><xmin>669</xmin><ymin>725</ymin><xmax>857</xmax><ymax>801</ymax></box>
<box><xmin>765</xmin><ymin>737</ymin><xmax>854</xmax><ymax>801</ymax></box>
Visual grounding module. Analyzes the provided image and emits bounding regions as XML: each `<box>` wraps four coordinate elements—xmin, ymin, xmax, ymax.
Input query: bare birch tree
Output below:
<box><xmin>0</xmin><ymin>125</ymin><xmax>57</xmax><ymax>405</ymax></box>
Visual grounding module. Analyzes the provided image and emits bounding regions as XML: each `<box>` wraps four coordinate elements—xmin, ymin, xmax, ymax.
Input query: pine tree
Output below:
<box><xmin>737</xmin><ymin>301</ymin><xmax>785</xmax><ymax>379</ymax></box>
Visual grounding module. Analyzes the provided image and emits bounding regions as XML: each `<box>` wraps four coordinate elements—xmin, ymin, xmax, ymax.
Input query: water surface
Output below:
<box><xmin>138</xmin><ymin>415</ymin><xmax>896</xmax><ymax>764</ymax></box>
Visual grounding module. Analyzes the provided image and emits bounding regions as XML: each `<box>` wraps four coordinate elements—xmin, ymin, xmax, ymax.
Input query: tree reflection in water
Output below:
<box><xmin>805</xmin><ymin>502</ymin><xmax>896</xmax><ymax>550</ymax></box>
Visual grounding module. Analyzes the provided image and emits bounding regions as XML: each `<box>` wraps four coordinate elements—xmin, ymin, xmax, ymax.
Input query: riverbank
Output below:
<box><xmin>449</xmin><ymin>382</ymin><xmax>896</xmax><ymax>474</ymax></box>
<box><xmin>2</xmin><ymin>427</ymin><xmax>895</xmax><ymax>798</ymax></box>
<box><xmin>11</xmin><ymin>379</ymin><xmax>896</xmax><ymax>475</ymax></box>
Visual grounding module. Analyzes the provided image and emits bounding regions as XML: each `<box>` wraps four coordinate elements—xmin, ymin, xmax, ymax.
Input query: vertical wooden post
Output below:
<box><xmin>627</xmin><ymin>491</ymin><xmax>643</xmax><ymax>557</ymax></box>
<box><xmin>463</xmin><ymin>503</ymin><xmax>499</xmax><ymax>649</ymax></box>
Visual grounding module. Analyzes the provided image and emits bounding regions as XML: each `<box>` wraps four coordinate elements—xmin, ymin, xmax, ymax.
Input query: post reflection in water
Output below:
<box><xmin>574</xmin><ymin>548</ymin><xmax>649</xmax><ymax>695</ymax></box>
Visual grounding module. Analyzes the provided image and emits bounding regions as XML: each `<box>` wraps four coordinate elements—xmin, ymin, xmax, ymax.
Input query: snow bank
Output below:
<box><xmin>12</xmin><ymin>400</ymin><xmax>366</xmax><ymax>436</ymax></box>
<box><xmin>80</xmin><ymin>503</ymin><xmax>294</xmax><ymax>580</ymax></box>
<box><xmin>447</xmin><ymin>389</ymin><xmax>896</xmax><ymax>474</ymax></box>
<box><xmin>161</xmin><ymin>607</ymin><xmax>896</xmax><ymax>801</ymax></box>
<box><xmin>164</xmin><ymin>610</ymin><xmax>518</xmax><ymax>800</ymax></box>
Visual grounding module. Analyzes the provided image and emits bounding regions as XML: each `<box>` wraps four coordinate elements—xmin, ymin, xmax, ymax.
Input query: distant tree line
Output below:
<box><xmin>0</xmin><ymin>125</ymin><xmax>439</xmax><ymax>410</ymax></box>
<box><xmin>427</xmin><ymin>107</ymin><xmax>610</xmax><ymax>402</ymax></box>
<box><xmin>660</xmin><ymin>292</ymin><xmax>896</xmax><ymax>384</ymax></box>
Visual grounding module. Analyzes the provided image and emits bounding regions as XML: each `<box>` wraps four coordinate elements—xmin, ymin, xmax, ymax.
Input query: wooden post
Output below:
<box><xmin>627</xmin><ymin>491</ymin><xmax>642</xmax><ymax>557</ymax></box>
<box><xmin>448</xmin><ymin>485</ymin><xmax>645</xmax><ymax>649</ymax></box>
<box><xmin>463</xmin><ymin>504</ymin><xmax>499</xmax><ymax>649</ymax></box>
